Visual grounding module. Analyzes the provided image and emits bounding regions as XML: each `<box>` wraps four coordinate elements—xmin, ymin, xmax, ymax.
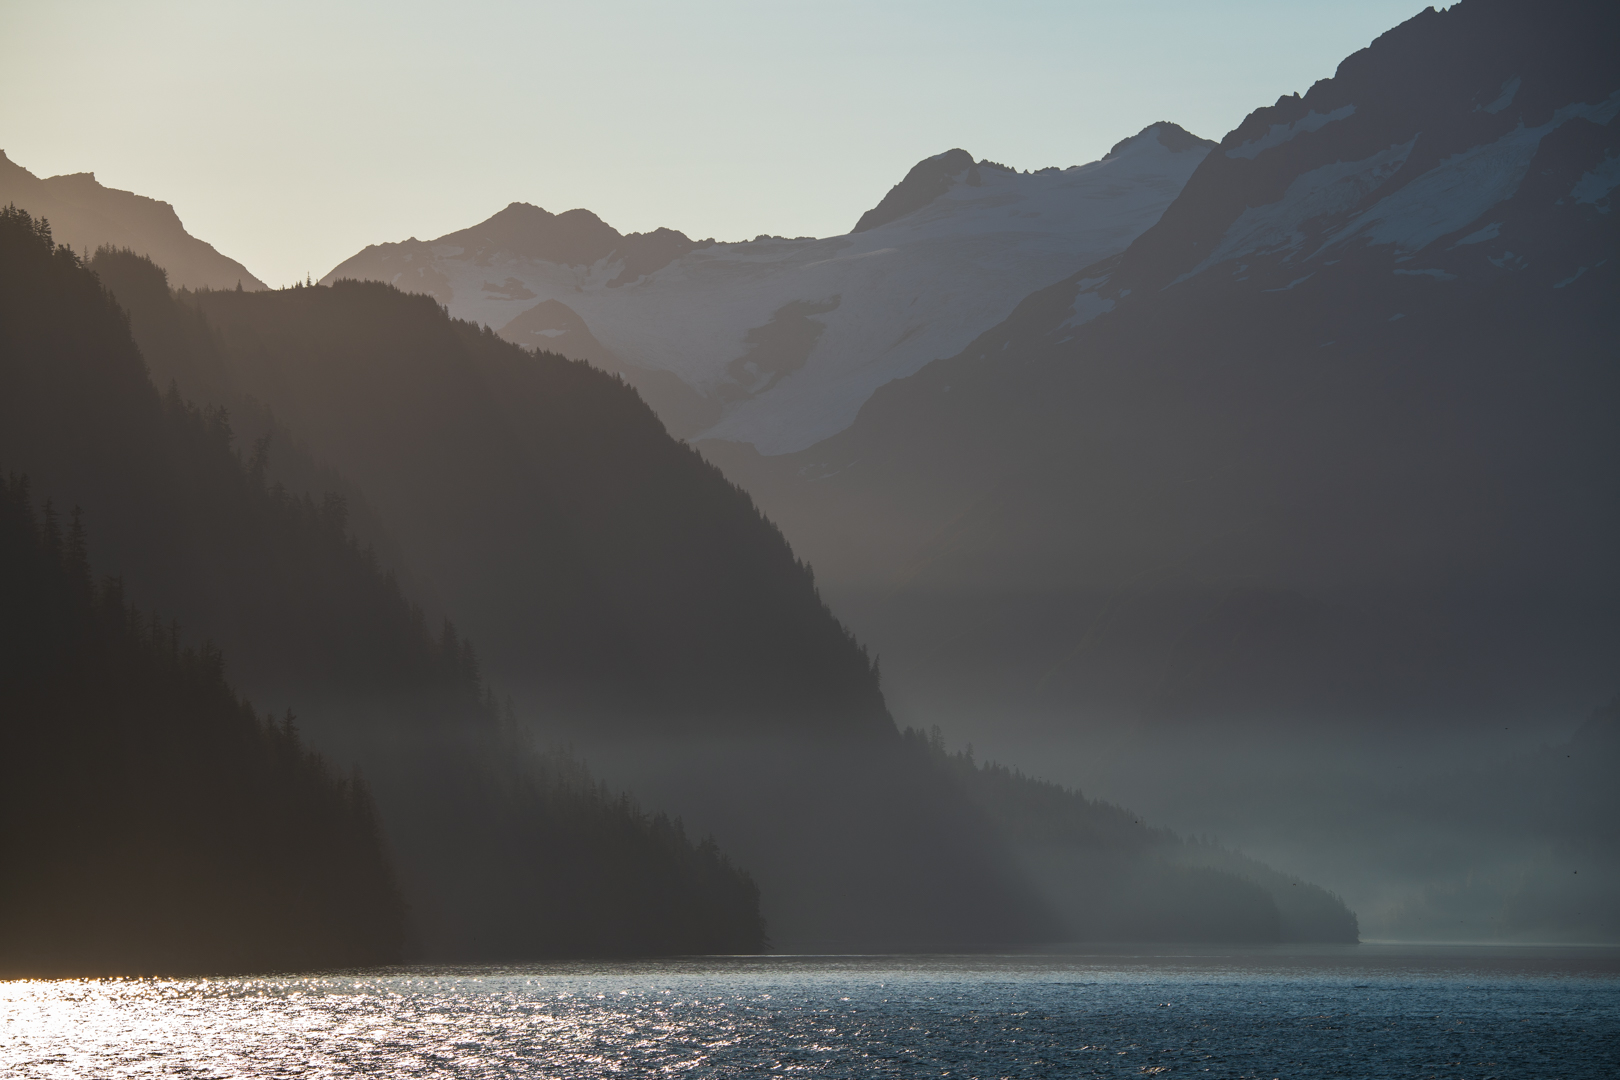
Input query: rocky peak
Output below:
<box><xmin>1102</xmin><ymin>122</ymin><xmax>1215</xmax><ymax>161</ymax></box>
<box><xmin>851</xmin><ymin>148</ymin><xmax>978</xmax><ymax>234</ymax></box>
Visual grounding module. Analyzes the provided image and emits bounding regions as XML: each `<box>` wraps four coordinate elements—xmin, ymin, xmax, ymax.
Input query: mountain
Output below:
<box><xmin>905</xmin><ymin>728</ymin><xmax>1357</xmax><ymax>943</ymax></box>
<box><xmin>90</xmin><ymin>248</ymin><xmax>1357</xmax><ymax>952</ymax></box>
<box><xmin>112</xmin><ymin>269</ymin><xmax>1060</xmax><ymax>950</ymax></box>
<box><xmin>0</xmin><ymin>208</ymin><xmax>768</xmax><ymax>967</ymax></box>
<box><xmin>1</xmin><ymin>145</ymin><xmax>1366</xmax><ymax>955</ymax></box>
<box><xmin>701</xmin><ymin>0</ymin><xmax>1620</xmax><ymax>938</ymax></box>
<box><xmin>0</xmin><ymin>150</ymin><xmax>265</xmax><ymax>291</ymax></box>
<box><xmin>715</xmin><ymin>0</ymin><xmax>1620</xmax><ymax>729</ymax></box>
<box><xmin>322</xmin><ymin>123</ymin><xmax>1213</xmax><ymax>451</ymax></box>
<box><xmin>164</xmin><ymin>275</ymin><xmax>891</xmax><ymax>737</ymax></box>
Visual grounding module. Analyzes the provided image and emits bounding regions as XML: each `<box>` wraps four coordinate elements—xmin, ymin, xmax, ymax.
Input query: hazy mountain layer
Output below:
<box><xmin>91</xmin><ymin>250</ymin><xmax>1355</xmax><ymax>951</ymax></box>
<box><xmin>323</xmin><ymin>124</ymin><xmax>1212</xmax><ymax>453</ymax></box>
<box><xmin>0</xmin><ymin>150</ymin><xmax>265</xmax><ymax>291</ymax></box>
<box><xmin>0</xmin><ymin>211</ymin><xmax>768</xmax><ymax>966</ymax></box>
<box><xmin>703</xmin><ymin>0</ymin><xmax>1620</xmax><ymax>941</ymax></box>
<box><xmin>162</xmin><ymin>278</ymin><xmax>892</xmax><ymax>738</ymax></box>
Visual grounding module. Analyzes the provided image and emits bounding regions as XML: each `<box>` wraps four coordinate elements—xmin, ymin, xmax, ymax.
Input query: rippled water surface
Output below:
<box><xmin>3</xmin><ymin>947</ymin><xmax>1616</xmax><ymax>1078</ymax></box>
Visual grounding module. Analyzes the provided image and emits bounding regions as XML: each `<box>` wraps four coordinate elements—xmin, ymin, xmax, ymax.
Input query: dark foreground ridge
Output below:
<box><xmin>0</xmin><ymin>472</ymin><xmax>406</xmax><ymax>977</ymax></box>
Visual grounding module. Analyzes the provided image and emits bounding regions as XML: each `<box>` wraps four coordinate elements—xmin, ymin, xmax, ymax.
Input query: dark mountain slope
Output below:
<box><xmin>701</xmin><ymin>0</ymin><xmax>1619</xmax><ymax>941</ymax></box>
<box><xmin>0</xmin><ymin>207</ymin><xmax>767</xmax><ymax>963</ymax></box>
<box><xmin>4</xmin><ymin>203</ymin><xmax>1364</xmax><ymax>951</ymax></box>
<box><xmin>1116</xmin><ymin>0</ymin><xmax>1618</xmax><ymax>295</ymax></box>
<box><xmin>713</xmin><ymin>0</ymin><xmax>1620</xmax><ymax>736</ymax></box>
<box><xmin>907</xmin><ymin>729</ymin><xmax>1357</xmax><ymax>943</ymax></box>
<box><xmin>588</xmin><ymin>722</ymin><xmax>1358</xmax><ymax>950</ymax></box>
<box><xmin>178</xmin><ymin>278</ymin><xmax>890</xmax><ymax>736</ymax></box>
<box><xmin>88</xmin><ymin>248</ymin><xmax>404</xmax><ymax>566</ymax></box>
<box><xmin>80</xmin><ymin>247</ymin><xmax>1051</xmax><ymax>949</ymax></box>
<box><xmin>1</xmin><ymin>234</ymin><xmax>454</xmax><ymax>708</ymax></box>
<box><xmin>166</xmin><ymin>279</ymin><xmax>1060</xmax><ymax>948</ymax></box>
<box><xmin>101</xmin><ymin>255</ymin><xmax>1354</xmax><ymax>951</ymax></box>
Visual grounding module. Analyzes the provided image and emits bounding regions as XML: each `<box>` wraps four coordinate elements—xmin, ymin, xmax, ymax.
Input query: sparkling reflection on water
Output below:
<box><xmin>3</xmin><ymin>947</ymin><xmax>1617</xmax><ymax>1078</ymax></box>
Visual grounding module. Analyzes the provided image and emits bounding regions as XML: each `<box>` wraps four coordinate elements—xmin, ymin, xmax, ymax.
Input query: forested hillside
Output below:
<box><xmin>0</xmin><ymin>473</ymin><xmax>406</xmax><ymax>977</ymax></box>
<box><xmin>0</xmin><ymin>207</ymin><xmax>767</xmax><ymax>968</ymax></box>
<box><xmin>96</xmin><ymin>257</ymin><xmax>889</xmax><ymax>737</ymax></box>
<box><xmin>1</xmin><ymin>204</ymin><xmax>1360</xmax><ymax>958</ymax></box>
<box><xmin>907</xmin><ymin>729</ymin><xmax>1357</xmax><ymax>943</ymax></box>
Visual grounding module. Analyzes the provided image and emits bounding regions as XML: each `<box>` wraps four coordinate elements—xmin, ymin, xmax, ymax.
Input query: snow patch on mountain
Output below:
<box><xmin>1332</xmin><ymin>92</ymin><xmax>1620</xmax><ymax>253</ymax></box>
<box><xmin>1058</xmin><ymin>277</ymin><xmax>1116</xmax><ymax>331</ymax></box>
<box><xmin>1571</xmin><ymin>153</ymin><xmax>1620</xmax><ymax>209</ymax></box>
<box><xmin>1180</xmin><ymin>139</ymin><xmax>1415</xmax><ymax>280</ymax></box>
<box><xmin>1453</xmin><ymin>221</ymin><xmax>1502</xmax><ymax>246</ymax></box>
<box><xmin>1173</xmin><ymin>90</ymin><xmax>1620</xmax><ymax>289</ymax></box>
<box><xmin>1480</xmin><ymin>76</ymin><xmax>1521</xmax><ymax>115</ymax></box>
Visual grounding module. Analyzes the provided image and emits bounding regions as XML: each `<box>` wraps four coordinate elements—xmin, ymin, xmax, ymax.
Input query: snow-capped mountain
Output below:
<box><xmin>1044</xmin><ymin>7</ymin><xmax>1618</xmax><ymax>347</ymax></box>
<box><xmin>714</xmin><ymin>0</ymin><xmax>1619</xmax><ymax>736</ymax></box>
<box><xmin>703</xmin><ymin>0</ymin><xmax>1618</xmax><ymax>944</ymax></box>
<box><xmin>0</xmin><ymin>151</ymin><xmax>265</xmax><ymax>291</ymax></box>
<box><xmin>323</xmin><ymin>123</ymin><xmax>1213</xmax><ymax>453</ymax></box>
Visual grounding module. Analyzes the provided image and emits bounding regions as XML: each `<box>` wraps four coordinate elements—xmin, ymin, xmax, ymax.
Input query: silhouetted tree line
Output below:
<box><xmin>903</xmin><ymin>726</ymin><xmax>1359</xmax><ymax>943</ymax></box>
<box><xmin>0</xmin><ymin>206</ymin><xmax>767</xmax><ymax>971</ymax></box>
<box><xmin>442</xmin><ymin>741</ymin><xmax>767</xmax><ymax>958</ymax></box>
<box><xmin>91</xmin><ymin>245</ymin><xmax>408</xmax><ymax>565</ymax></box>
<box><xmin>0</xmin><ymin>473</ymin><xmax>408</xmax><ymax>976</ymax></box>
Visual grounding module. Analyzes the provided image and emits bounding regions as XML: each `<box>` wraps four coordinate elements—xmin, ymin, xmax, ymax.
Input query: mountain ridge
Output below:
<box><xmin>0</xmin><ymin>150</ymin><xmax>265</xmax><ymax>291</ymax></box>
<box><xmin>696</xmin><ymin>0</ymin><xmax>1620</xmax><ymax>943</ymax></box>
<box><xmin>323</xmin><ymin>121</ymin><xmax>1215</xmax><ymax>454</ymax></box>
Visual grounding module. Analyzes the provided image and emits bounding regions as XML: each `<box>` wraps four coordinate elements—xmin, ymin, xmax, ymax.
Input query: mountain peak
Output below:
<box><xmin>437</xmin><ymin>202</ymin><xmax>625</xmax><ymax>267</ymax></box>
<box><xmin>0</xmin><ymin>150</ymin><xmax>266</xmax><ymax>290</ymax></box>
<box><xmin>326</xmin><ymin>201</ymin><xmax>709</xmax><ymax>294</ymax></box>
<box><xmin>1102</xmin><ymin>122</ymin><xmax>1215</xmax><ymax>161</ymax></box>
<box><xmin>854</xmin><ymin>125</ymin><xmax>1212</xmax><ymax>236</ymax></box>
<box><xmin>851</xmin><ymin>148</ymin><xmax>978</xmax><ymax>234</ymax></box>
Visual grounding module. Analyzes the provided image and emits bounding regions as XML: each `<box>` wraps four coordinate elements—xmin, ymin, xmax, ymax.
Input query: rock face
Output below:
<box><xmin>0</xmin><ymin>151</ymin><xmax>265</xmax><ymax>291</ymax></box>
<box><xmin>322</xmin><ymin>123</ymin><xmax>1213</xmax><ymax>453</ymax></box>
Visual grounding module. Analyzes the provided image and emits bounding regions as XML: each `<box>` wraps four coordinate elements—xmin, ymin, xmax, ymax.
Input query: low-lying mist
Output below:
<box><xmin>903</xmin><ymin>697</ymin><xmax>1619</xmax><ymax>945</ymax></box>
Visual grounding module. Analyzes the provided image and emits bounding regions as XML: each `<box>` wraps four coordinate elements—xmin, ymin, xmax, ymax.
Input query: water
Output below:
<box><xmin>3</xmin><ymin>946</ymin><xmax>1615</xmax><ymax>1078</ymax></box>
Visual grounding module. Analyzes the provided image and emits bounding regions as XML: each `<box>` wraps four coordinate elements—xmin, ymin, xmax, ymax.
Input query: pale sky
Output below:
<box><xmin>2</xmin><ymin>0</ymin><xmax>1428</xmax><ymax>287</ymax></box>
